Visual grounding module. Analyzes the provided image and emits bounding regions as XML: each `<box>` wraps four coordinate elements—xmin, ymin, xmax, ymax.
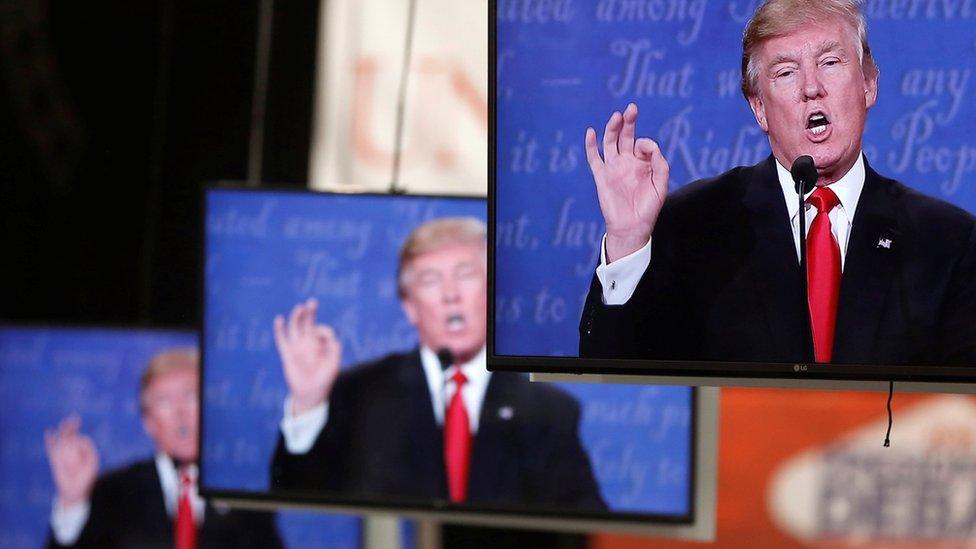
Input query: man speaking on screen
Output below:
<box><xmin>580</xmin><ymin>0</ymin><xmax>976</xmax><ymax>365</ymax></box>
<box><xmin>44</xmin><ymin>349</ymin><xmax>282</xmax><ymax>549</ymax></box>
<box><xmin>271</xmin><ymin>217</ymin><xmax>605</xmax><ymax>509</ymax></box>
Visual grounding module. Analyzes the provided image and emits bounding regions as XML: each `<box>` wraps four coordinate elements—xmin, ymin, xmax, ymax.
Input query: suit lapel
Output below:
<box><xmin>398</xmin><ymin>350</ymin><xmax>448</xmax><ymax>498</ymax></box>
<box><xmin>743</xmin><ymin>156</ymin><xmax>813</xmax><ymax>360</ymax></box>
<box><xmin>467</xmin><ymin>373</ymin><xmax>518</xmax><ymax>501</ymax></box>
<box><xmin>142</xmin><ymin>460</ymin><xmax>175</xmax><ymax>542</ymax></box>
<box><xmin>833</xmin><ymin>165</ymin><xmax>902</xmax><ymax>363</ymax></box>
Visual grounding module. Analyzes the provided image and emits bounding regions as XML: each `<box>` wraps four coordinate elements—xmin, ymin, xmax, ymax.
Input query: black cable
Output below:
<box><xmin>883</xmin><ymin>381</ymin><xmax>893</xmax><ymax>447</ymax></box>
<box><xmin>247</xmin><ymin>0</ymin><xmax>276</xmax><ymax>186</ymax></box>
<box><xmin>389</xmin><ymin>0</ymin><xmax>420</xmax><ymax>194</ymax></box>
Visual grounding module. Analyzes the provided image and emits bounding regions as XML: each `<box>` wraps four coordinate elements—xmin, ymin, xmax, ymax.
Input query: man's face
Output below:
<box><xmin>142</xmin><ymin>367</ymin><xmax>199</xmax><ymax>462</ymax></box>
<box><xmin>748</xmin><ymin>18</ymin><xmax>878</xmax><ymax>183</ymax></box>
<box><xmin>400</xmin><ymin>242</ymin><xmax>488</xmax><ymax>364</ymax></box>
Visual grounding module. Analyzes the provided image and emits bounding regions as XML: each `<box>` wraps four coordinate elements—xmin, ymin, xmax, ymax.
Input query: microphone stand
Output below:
<box><xmin>791</xmin><ymin>155</ymin><xmax>817</xmax><ymax>362</ymax></box>
<box><xmin>799</xmin><ymin>185</ymin><xmax>807</xmax><ymax>277</ymax></box>
<box><xmin>797</xmin><ymin>185</ymin><xmax>812</xmax><ymax>363</ymax></box>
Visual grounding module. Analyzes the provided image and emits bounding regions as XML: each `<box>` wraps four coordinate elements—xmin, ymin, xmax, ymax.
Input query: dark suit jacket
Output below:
<box><xmin>48</xmin><ymin>458</ymin><xmax>282</xmax><ymax>549</ymax></box>
<box><xmin>271</xmin><ymin>350</ymin><xmax>606</xmax><ymax>510</ymax></box>
<box><xmin>580</xmin><ymin>155</ymin><xmax>976</xmax><ymax>365</ymax></box>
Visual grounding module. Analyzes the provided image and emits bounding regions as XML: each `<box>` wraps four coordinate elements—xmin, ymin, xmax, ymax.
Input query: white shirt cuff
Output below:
<box><xmin>596</xmin><ymin>234</ymin><xmax>652</xmax><ymax>305</ymax></box>
<box><xmin>280</xmin><ymin>396</ymin><xmax>329</xmax><ymax>454</ymax></box>
<box><xmin>50</xmin><ymin>498</ymin><xmax>90</xmax><ymax>545</ymax></box>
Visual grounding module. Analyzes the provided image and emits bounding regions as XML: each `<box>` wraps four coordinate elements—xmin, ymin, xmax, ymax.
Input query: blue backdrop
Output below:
<box><xmin>0</xmin><ymin>327</ymin><xmax>359</xmax><ymax>549</ymax></box>
<box><xmin>494</xmin><ymin>0</ymin><xmax>976</xmax><ymax>357</ymax></box>
<box><xmin>202</xmin><ymin>189</ymin><xmax>693</xmax><ymax>517</ymax></box>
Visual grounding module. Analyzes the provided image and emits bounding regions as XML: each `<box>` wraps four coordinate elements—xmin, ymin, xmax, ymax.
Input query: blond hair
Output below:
<box><xmin>139</xmin><ymin>348</ymin><xmax>198</xmax><ymax>412</ymax></box>
<box><xmin>397</xmin><ymin>217</ymin><xmax>487</xmax><ymax>297</ymax></box>
<box><xmin>740</xmin><ymin>0</ymin><xmax>878</xmax><ymax>99</ymax></box>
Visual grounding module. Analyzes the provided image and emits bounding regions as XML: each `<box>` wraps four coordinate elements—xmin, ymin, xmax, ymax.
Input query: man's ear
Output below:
<box><xmin>401</xmin><ymin>297</ymin><xmax>418</xmax><ymax>327</ymax></box>
<box><xmin>748</xmin><ymin>93</ymin><xmax>769</xmax><ymax>132</ymax></box>
<box><xmin>864</xmin><ymin>71</ymin><xmax>879</xmax><ymax>109</ymax></box>
<box><xmin>141</xmin><ymin>414</ymin><xmax>159</xmax><ymax>445</ymax></box>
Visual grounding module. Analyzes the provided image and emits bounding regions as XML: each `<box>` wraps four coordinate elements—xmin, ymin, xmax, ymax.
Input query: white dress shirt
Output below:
<box><xmin>155</xmin><ymin>455</ymin><xmax>204</xmax><ymax>524</ymax></box>
<box><xmin>280</xmin><ymin>346</ymin><xmax>491</xmax><ymax>454</ymax></box>
<box><xmin>597</xmin><ymin>154</ymin><xmax>866</xmax><ymax>305</ymax></box>
<box><xmin>419</xmin><ymin>345</ymin><xmax>490</xmax><ymax>433</ymax></box>
<box><xmin>50</xmin><ymin>454</ymin><xmax>204</xmax><ymax>545</ymax></box>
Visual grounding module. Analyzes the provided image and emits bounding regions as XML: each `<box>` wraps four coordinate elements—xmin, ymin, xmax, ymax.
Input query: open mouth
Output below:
<box><xmin>806</xmin><ymin>111</ymin><xmax>830</xmax><ymax>135</ymax></box>
<box><xmin>447</xmin><ymin>313</ymin><xmax>466</xmax><ymax>332</ymax></box>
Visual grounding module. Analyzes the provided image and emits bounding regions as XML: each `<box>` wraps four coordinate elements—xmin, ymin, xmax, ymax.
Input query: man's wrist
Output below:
<box><xmin>597</xmin><ymin>235</ymin><xmax>652</xmax><ymax>305</ymax></box>
<box><xmin>605</xmin><ymin>232</ymin><xmax>651</xmax><ymax>263</ymax></box>
<box><xmin>51</xmin><ymin>497</ymin><xmax>91</xmax><ymax>545</ymax></box>
<box><xmin>55</xmin><ymin>494</ymin><xmax>87</xmax><ymax>512</ymax></box>
<box><xmin>290</xmin><ymin>395</ymin><xmax>326</xmax><ymax>417</ymax></box>
<box><xmin>281</xmin><ymin>397</ymin><xmax>329</xmax><ymax>454</ymax></box>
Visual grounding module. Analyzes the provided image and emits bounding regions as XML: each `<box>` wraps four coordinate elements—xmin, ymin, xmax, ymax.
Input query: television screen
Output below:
<box><xmin>201</xmin><ymin>187</ymin><xmax>712</xmax><ymax>534</ymax></box>
<box><xmin>0</xmin><ymin>326</ymin><xmax>359</xmax><ymax>549</ymax></box>
<box><xmin>491</xmin><ymin>1</ymin><xmax>976</xmax><ymax>383</ymax></box>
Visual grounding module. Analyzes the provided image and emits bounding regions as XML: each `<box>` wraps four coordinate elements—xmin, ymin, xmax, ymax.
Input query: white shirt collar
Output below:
<box><xmin>419</xmin><ymin>345</ymin><xmax>491</xmax><ymax>433</ymax></box>
<box><xmin>154</xmin><ymin>453</ymin><xmax>204</xmax><ymax>523</ymax></box>
<box><xmin>775</xmin><ymin>153</ymin><xmax>866</xmax><ymax>270</ymax></box>
<box><xmin>776</xmin><ymin>153</ymin><xmax>865</xmax><ymax>221</ymax></box>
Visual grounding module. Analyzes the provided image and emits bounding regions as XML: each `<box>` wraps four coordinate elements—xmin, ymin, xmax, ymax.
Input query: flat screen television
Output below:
<box><xmin>490</xmin><ymin>1</ymin><xmax>976</xmax><ymax>386</ymax></box>
<box><xmin>0</xmin><ymin>325</ymin><xmax>360</xmax><ymax>549</ymax></box>
<box><xmin>200</xmin><ymin>186</ymin><xmax>716</xmax><ymax>537</ymax></box>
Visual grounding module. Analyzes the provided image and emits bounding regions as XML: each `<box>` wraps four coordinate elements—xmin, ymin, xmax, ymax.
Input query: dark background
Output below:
<box><xmin>0</xmin><ymin>2</ymin><xmax>582</xmax><ymax>547</ymax></box>
<box><xmin>1</xmin><ymin>0</ymin><xmax>315</xmax><ymax>326</ymax></box>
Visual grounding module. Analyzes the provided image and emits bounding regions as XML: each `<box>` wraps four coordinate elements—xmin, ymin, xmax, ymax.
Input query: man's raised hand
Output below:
<box><xmin>273</xmin><ymin>298</ymin><xmax>342</xmax><ymax>416</ymax></box>
<box><xmin>45</xmin><ymin>415</ymin><xmax>99</xmax><ymax>509</ymax></box>
<box><xmin>584</xmin><ymin>103</ymin><xmax>670</xmax><ymax>263</ymax></box>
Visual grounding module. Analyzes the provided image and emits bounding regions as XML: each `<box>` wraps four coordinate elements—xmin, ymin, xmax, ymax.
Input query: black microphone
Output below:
<box><xmin>790</xmin><ymin>155</ymin><xmax>817</xmax><ymax>362</ymax></box>
<box><xmin>790</xmin><ymin>155</ymin><xmax>817</xmax><ymax>196</ymax></box>
<box><xmin>436</xmin><ymin>348</ymin><xmax>454</xmax><ymax>371</ymax></box>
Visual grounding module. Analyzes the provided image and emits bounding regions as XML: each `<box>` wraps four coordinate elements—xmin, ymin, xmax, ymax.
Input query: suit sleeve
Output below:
<box><xmin>526</xmin><ymin>393</ymin><xmax>607</xmax><ymax>510</ymax></box>
<box><xmin>235</xmin><ymin>509</ymin><xmax>284</xmax><ymax>549</ymax></box>
<box><xmin>46</xmin><ymin>475</ymin><xmax>118</xmax><ymax>548</ymax></box>
<box><xmin>579</xmin><ymin>234</ymin><xmax>686</xmax><ymax>360</ymax></box>
<box><xmin>580</xmin><ymin>272</ymin><xmax>649</xmax><ymax>359</ymax></box>
<box><xmin>270</xmin><ymin>378</ymin><xmax>352</xmax><ymax>493</ymax></box>
<box><xmin>937</xmin><ymin>219</ymin><xmax>976</xmax><ymax>365</ymax></box>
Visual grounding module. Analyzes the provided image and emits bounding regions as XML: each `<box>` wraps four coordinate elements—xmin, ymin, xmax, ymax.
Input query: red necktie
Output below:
<box><xmin>444</xmin><ymin>370</ymin><xmax>471</xmax><ymax>503</ymax></box>
<box><xmin>175</xmin><ymin>467</ymin><xmax>196</xmax><ymax>549</ymax></box>
<box><xmin>806</xmin><ymin>186</ymin><xmax>841</xmax><ymax>363</ymax></box>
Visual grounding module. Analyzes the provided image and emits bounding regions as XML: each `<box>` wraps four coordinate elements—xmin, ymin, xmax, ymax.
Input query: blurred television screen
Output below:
<box><xmin>0</xmin><ymin>326</ymin><xmax>359</xmax><ymax>549</ymax></box>
<box><xmin>201</xmin><ymin>188</ymin><xmax>699</xmax><ymax>531</ymax></box>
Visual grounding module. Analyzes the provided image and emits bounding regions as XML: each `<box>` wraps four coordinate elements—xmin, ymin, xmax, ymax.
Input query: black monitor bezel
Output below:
<box><xmin>486</xmin><ymin>0</ymin><xmax>976</xmax><ymax>387</ymax></box>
